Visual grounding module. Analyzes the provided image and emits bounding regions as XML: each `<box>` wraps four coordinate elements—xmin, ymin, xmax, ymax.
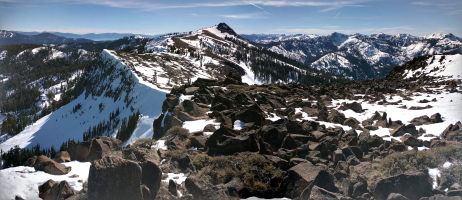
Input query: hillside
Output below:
<box><xmin>243</xmin><ymin>33</ymin><xmax>462</xmax><ymax>80</ymax></box>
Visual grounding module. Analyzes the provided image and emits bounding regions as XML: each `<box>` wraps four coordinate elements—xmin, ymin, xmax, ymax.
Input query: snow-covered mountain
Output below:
<box><xmin>0</xmin><ymin>49</ymin><xmax>166</xmax><ymax>151</ymax></box>
<box><xmin>243</xmin><ymin>33</ymin><xmax>462</xmax><ymax>79</ymax></box>
<box><xmin>0</xmin><ymin>23</ymin><xmax>338</xmax><ymax>152</ymax></box>
<box><xmin>0</xmin><ymin>30</ymin><xmax>94</xmax><ymax>46</ymax></box>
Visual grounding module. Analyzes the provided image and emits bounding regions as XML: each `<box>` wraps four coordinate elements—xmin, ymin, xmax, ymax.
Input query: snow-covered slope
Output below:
<box><xmin>0</xmin><ymin>49</ymin><xmax>166</xmax><ymax>151</ymax></box>
<box><xmin>403</xmin><ymin>54</ymin><xmax>462</xmax><ymax>80</ymax></box>
<box><xmin>0</xmin><ymin>161</ymin><xmax>90</xmax><ymax>200</ymax></box>
<box><xmin>244</xmin><ymin>33</ymin><xmax>462</xmax><ymax>80</ymax></box>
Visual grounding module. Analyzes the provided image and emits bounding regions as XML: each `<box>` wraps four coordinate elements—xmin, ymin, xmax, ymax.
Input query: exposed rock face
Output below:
<box><xmin>373</xmin><ymin>172</ymin><xmax>433</xmax><ymax>200</ymax></box>
<box><xmin>88</xmin><ymin>156</ymin><xmax>161</xmax><ymax>200</ymax></box>
<box><xmin>26</xmin><ymin>155</ymin><xmax>71</xmax><ymax>175</ymax></box>
<box><xmin>185</xmin><ymin>177</ymin><xmax>231</xmax><ymax>200</ymax></box>
<box><xmin>390</xmin><ymin>124</ymin><xmax>418</xmax><ymax>137</ymax></box>
<box><xmin>205</xmin><ymin>127</ymin><xmax>260</xmax><ymax>155</ymax></box>
<box><xmin>441</xmin><ymin>121</ymin><xmax>462</xmax><ymax>141</ymax></box>
<box><xmin>38</xmin><ymin>180</ymin><xmax>75</xmax><ymax>200</ymax></box>
<box><xmin>284</xmin><ymin>162</ymin><xmax>337</xmax><ymax>198</ymax></box>
<box><xmin>68</xmin><ymin>136</ymin><xmax>121</xmax><ymax>161</ymax></box>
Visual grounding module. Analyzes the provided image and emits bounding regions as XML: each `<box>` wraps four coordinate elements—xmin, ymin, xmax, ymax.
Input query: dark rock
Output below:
<box><xmin>430</xmin><ymin>113</ymin><xmax>443</xmax><ymax>123</ymax></box>
<box><xmin>284</xmin><ymin>162</ymin><xmax>337</xmax><ymax>198</ymax></box>
<box><xmin>190</xmin><ymin>136</ymin><xmax>207</xmax><ymax>148</ymax></box>
<box><xmin>260</xmin><ymin>124</ymin><xmax>288</xmax><ymax>151</ymax></box>
<box><xmin>203</xmin><ymin>124</ymin><xmax>217</xmax><ymax>132</ymax></box>
<box><xmin>39</xmin><ymin>180</ymin><xmax>75</xmax><ymax>200</ymax></box>
<box><xmin>343</xmin><ymin>117</ymin><xmax>361</xmax><ymax>128</ymax></box>
<box><xmin>206</xmin><ymin>127</ymin><xmax>260</xmax><ymax>155</ymax></box>
<box><xmin>390</xmin><ymin>124</ymin><xmax>419</xmax><ymax>137</ymax></box>
<box><xmin>410</xmin><ymin>115</ymin><xmax>432</xmax><ymax>126</ymax></box>
<box><xmin>401</xmin><ymin>136</ymin><xmax>423</xmax><ymax>147</ymax></box>
<box><xmin>26</xmin><ymin>155</ymin><xmax>71</xmax><ymax>175</ymax></box>
<box><xmin>373</xmin><ymin>172</ymin><xmax>433</xmax><ymax>200</ymax></box>
<box><xmin>88</xmin><ymin>156</ymin><xmax>144</xmax><ymax>200</ymax></box>
<box><xmin>447</xmin><ymin>190</ymin><xmax>462</xmax><ymax>197</ymax></box>
<box><xmin>168</xmin><ymin>180</ymin><xmax>178</xmax><ymax>196</ymax></box>
<box><xmin>234</xmin><ymin>104</ymin><xmax>266</xmax><ymax>126</ymax></box>
<box><xmin>67</xmin><ymin>140</ymin><xmax>91</xmax><ymax>161</ymax></box>
<box><xmin>281</xmin><ymin>134</ymin><xmax>311</xmax><ymax>149</ymax></box>
<box><xmin>300</xmin><ymin>185</ymin><xmax>347</xmax><ymax>200</ymax></box>
<box><xmin>327</xmin><ymin>109</ymin><xmax>346</xmax><ymax>124</ymax></box>
<box><xmin>441</xmin><ymin>121</ymin><xmax>462</xmax><ymax>141</ymax></box>
<box><xmin>185</xmin><ymin>177</ymin><xmax>231</xmax><ymax>200</ymax></box>
<box><xmin>140</xmin><ymin>161</ymin><xmax>162</xmax><ymax>198</ymax></box>
<box><xmin>387</xmin><ymin>193</ymin><xmax>410</xmax><ymax>200</ymax></box>
<box><xmin>344</xmin><ymin>102</ymin><xmax>363</xmax><ymax>113</ymax></box>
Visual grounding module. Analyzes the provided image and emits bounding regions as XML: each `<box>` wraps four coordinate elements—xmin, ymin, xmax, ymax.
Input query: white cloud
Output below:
<box><xmin>220</xmin><ymin>12</ymin><xmax>266</xmax><ymax>19</ymax></box>
<box><xmin>1</xmin><ymin>0</ymin><xmax>370</xmax><ymax>12</ymax></box>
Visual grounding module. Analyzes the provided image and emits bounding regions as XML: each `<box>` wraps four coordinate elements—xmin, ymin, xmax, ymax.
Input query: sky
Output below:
<box><xmin>0</xmin><ymin>0</ymin><xmax>461</xmax><ymax>36</ymax></box>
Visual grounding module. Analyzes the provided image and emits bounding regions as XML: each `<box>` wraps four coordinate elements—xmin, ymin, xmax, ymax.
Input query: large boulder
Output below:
<box><xmin>88</xmin><ymin>156</ymin><xmax>161</xmax><ymax>200</ymax></box>
<box><xmin>342</xmin><ymin>102</ymin><xmax>363</xmax><ymax>113</ymax></box>
<box><xmin>327</xmin><ymin>109</ymin><xmax>346</xmax><ymax>124</ymax></box>
<box><xmin>205</xmin><ymin>127</ymin><xmax>260</xmax><ymax>155</ymax></box>
<box><xmin>373</xmin><ymin>172</ymin><xmax>433</xmax><ymax>200</ymax></box>
<box><xmin>441</xmin><ymin>121</ymin><xmax>462</xmax><ymax>141</ymax></box>
<box><xmin>26</xmin><ymin>155</ymin><xmax>71</xmax><ymax>175</ymax></box>
<box><xmin>38</xmin><ymin>180</ymin><xmax>75</xmax><ymax>200</ymax></box>
<box><xmin>87</xmin><ymin>137</ymin><xmax>121</xmax><ymax>161</ymax></box>
<box><xmin>260</xmin><ymin>124</ymin><xmax>288</xmax><ymax>151</ymax></box>
<box><xmin>300</xmin><ymin>185</ymin><xmax>347</xmax><ymax>200</ymax></box>
<box><xmin>284</xmin><ymin>162</ymin><xmax>337</xmax><ymax>198</ymax></box>
<box><xmin>390</xmin><ymin>124</ymin><xmax>418</xmax><ymax>137</ymax></box>
<box><xmin>67</xmin><ymin>140</ymin><xmax>91</xmax><ymax>161</ymax></box>
<box><xmin>234</xmin><ymin>104</ymin><xmax>266</xmax><ymax>126</ymax></box>
<box><xmin>185</xmin><ymin>177</ymin><xmax>231</xmax><ymax>200</ymax></box>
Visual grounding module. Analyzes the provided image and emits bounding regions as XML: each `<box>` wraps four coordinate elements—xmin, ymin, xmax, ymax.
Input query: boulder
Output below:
<box><xmin>284</xmin><ymin>162</ymin><xmax>337</xmax><ymax>198</ymax></box>
<box><xmin>373</xmin><ymin>172</ymin><xmax>433</xmax><ymax>200</ymax></box>
<box><xmin>39</xmin><ymin>180</ymin><xmax>75</xmax><ymax>200</ymax></box>
<box><xmin>234</xmin><ymin>104</ymin><xmax>266</xmax><ymax>126</ymax></box>
<box><xmin>327</xmin><ymin>109</ymin><xmax>346</xmax><ymax>124</ymax></box>
<box><xmin>260</xmin><ymin>124</ymin><xmax>288</xmax><ymax>151</ymax></box>
<box><xmin>54</xmin><ymin>151</ymin><xmax>71</xmax><ymax>163</ymax></box>
<box><xmin>401</xmin><ymin>136</ymin><xmax>423</xmax><ymax>147</ymax></box>
<box><xmin>67</xmin><ymin>141</ymin><xmax>91</xmax><ymax>161</ymax></box>
<box><xmin>185</xmin><ymin>177</ymin><xmax>231</xmax><ymax>200</ymax></box>
<box><xmin>88</xmin><ymin>156</ymin><xmax>145</xmax><ymax>200</ymax></box>
<box><xmin>343</xmin><ymin>117</ymin><xmax>361</xmax><ymax>128</ymax></box>
<box><xmin>386</xmin><ymin>193</ymin><xmax>409</xmax><ymax>200</ymax></box>
<box><xmin>390</xmin><ymin>124</ymin><xmax>418</xmax><ymax>137</ymax></box>
<box><xmin>430</xmin><ymin>113</ymin><xmax>443</xmax><ymax>123</ymax></box>
<box><xmin>343</xmin><ymin>102</ymin><xmax>363</xmax><ymax>113</ymax></box>
<box><xmin>26</xmin><ymin>155</ymin><xmax>71</xmax><ymax>175</ymax></box>
<box><xmin>441</xmin><ymin>121</ymin><xmax>462</xmax><ymax>141</ymax></box>
<box><xmin>185</xmin><ymin>87</ymin><xmax>199</xmax><ymax>95</ymax></box>
<box><xmin>300</xmin><ymin>185</ymin><xmax>347</xmax><ymax>200</ymax></box>
<box><xmin>205</xmin><ymin>127</ymin><xmax>260</xmax><ymax>155</ymax></box>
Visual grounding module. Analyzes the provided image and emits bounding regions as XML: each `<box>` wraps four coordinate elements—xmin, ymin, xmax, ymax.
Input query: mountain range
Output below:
<box><xmin>242</xmin><ymin>32</ymin><xmax>462</xmax><ymax>79</ymax></box>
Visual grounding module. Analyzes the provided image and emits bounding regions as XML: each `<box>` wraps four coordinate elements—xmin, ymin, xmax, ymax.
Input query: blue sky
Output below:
<box><xmin>0</xmin><ymin>0</ymin><xmax>461</xmax><ymax>36</ymax></box>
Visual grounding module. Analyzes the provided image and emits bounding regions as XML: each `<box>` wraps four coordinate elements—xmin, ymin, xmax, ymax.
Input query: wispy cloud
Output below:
<box><xmin>0</xmin><ymin>0</ymin><xmax>370</xmax><ymax>12</ymax></box>
<box><xmin>220</xmin><ymin>12</ymin><xmax>266</xmax><ymax>19</ymax></box>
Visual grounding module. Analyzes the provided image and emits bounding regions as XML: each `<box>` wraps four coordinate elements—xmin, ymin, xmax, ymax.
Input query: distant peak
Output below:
<box><xmin>216</xmin><ymin>22</ymin><xmax>237</xmax><ymax>36</ymax></box>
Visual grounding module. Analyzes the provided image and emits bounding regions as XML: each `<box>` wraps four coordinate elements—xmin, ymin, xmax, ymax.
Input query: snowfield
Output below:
<box><xmin>0</xmin><ymin>49</ymin><xmax>167</xmax><ymax>152</ymax></box>
<box><xmin>404</xmin><ymin>54</ymin><xmax>462</xmax><ymax>80</ymax></box>
<box><xmin>0</xmin><ymin>161</ymin><xmax>90</xmax><ymax>200</ymax></box>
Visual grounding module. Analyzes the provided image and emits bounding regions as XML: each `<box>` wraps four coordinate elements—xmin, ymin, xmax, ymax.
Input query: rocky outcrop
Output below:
<box><xmin>373</xmin><ymin>172</ymin><xmax>433</xmax><ymax>200</ymax></box>
<box><xmin>284</xmin><ymin>162</ymin><xmax>337</xmax><ymax>198</ymax></box>
<box><xmin>38</xmin><ymin>180</ymin><xmax>75</xmax><ymax>200</ymax></box>
<box><xmin>88</xmin><ymin>156</ymin><xmax>161</xmax><ymax>200</ymax></box>
<box><xmin>26</xmin><ymin>155</ymin><xmax>71</xmax><ymax>175</ymax></box>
